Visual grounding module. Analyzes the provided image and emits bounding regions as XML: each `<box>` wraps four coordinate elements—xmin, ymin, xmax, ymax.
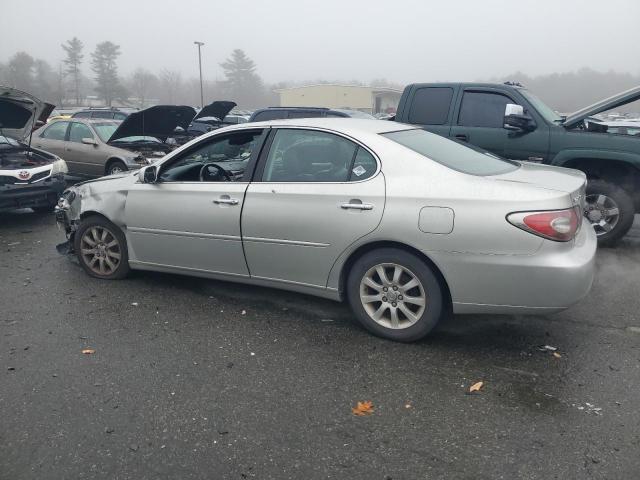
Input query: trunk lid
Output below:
<box><xmin>493</xmin><ymin>161</ymin><xmax>586</xmax><ymax>206</ymax></box>
<box><xmin>562</xmin><ymin>86</ymin><xmax>640</xmax><ymax>129</ymax></box>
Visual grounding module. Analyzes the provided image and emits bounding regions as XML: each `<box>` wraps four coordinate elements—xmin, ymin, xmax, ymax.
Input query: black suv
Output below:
<box><xmin>249</xmin><ymin>107</ymin><xmax>374</xmax><ymax>122</ymax></box>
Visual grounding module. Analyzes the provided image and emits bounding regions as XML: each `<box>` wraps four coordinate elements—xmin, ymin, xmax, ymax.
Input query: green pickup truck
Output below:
<box><xmin>395</xmin><ymin>82</ymin><xmax>640</xmax><ymax>245</ymax></box>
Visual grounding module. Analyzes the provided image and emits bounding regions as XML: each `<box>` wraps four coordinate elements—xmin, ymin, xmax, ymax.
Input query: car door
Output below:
<box><xmin>64</xmin><ymin>122</ymin><xmax>103</xmax><ymax>177</ymax></box>
<box><xmin>124</xmin><ymin>129</ymin><xmax>266</xmax><ymax>276</ymax></box>
<box><xmin>33</xmin><ymin>121</ymin><xmax>70</xmax><ymax>159</ymax></box>
<box><xmin>242</xmin><ymin>128</ymin><xmax>385</xmax><ymax>288</ymax></box>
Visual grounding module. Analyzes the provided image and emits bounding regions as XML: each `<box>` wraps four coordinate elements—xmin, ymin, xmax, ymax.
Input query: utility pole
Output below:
<box><xmin>194</xmin><ymin>41</ymin><xmax>205</xmax><ymax>108</ymax></box>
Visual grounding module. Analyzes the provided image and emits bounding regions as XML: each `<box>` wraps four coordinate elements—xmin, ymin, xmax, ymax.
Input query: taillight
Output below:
<box><xmin>507</xmin><ymin>207</ymin><xmax>581</xmax><ymax>242</ymax></box>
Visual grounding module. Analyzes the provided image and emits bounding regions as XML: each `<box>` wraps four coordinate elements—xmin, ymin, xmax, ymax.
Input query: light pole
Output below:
<box><xmin>194</xmin><ymin>41</ymin><xmax>205</xmax><ymax>108</ymax></box>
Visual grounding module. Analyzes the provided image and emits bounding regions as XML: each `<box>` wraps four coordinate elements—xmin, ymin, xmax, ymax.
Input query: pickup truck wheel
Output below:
<box><xmin>585</xmin><ymin>179</ymin><xmax>634</xmax><ymax>247</ymax></box>
<box><xmin>74</xmin><ymin>215</ymin><xmax>130</xmax><ymax>279</ymax></box>
<box><xmin>347</xmin><ymin>248</ymin><xmax>444</xmax><ymax>342</ymax></box>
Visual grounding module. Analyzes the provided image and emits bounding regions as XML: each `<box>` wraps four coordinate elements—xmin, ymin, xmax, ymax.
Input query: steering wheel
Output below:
<box><xmin>199</xmin><ymin>163</ymin><xmax>232</xmax><ymax>182</ymax></box>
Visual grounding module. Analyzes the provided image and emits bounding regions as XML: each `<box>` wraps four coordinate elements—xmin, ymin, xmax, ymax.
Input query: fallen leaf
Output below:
<box><xmin>82</xmin><ymin>349</ymin><xmax>96</xmax><ymax>355</ymax></box>
<box><xmin>352</xmin><ymin>400</ymin><xmax>374</xmax><ymax>416</ymax></box>
<box><xmin>469</xmin><ymin>381</ymin><xmax>484</xmax><ymax>393</ymax></box>
<box><xmin>553</xmin><ymin>352</ymin><xmax>562</xmax><ymax>358</ymax></box>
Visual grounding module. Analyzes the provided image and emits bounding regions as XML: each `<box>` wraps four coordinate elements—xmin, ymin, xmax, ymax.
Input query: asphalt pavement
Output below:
<box><xmin>1</xmin><ymin>211</ymin><xmax>639</xmax><ymax>480</ymax></box>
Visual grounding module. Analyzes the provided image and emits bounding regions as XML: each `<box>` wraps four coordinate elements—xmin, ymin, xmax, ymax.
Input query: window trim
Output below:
<box><xmin>251</xmin><ymin>126</ymin><xmax>381</xmax><ymax>185</ymax></box>
<box><xmin>456</xmin><ymin>89</ymin><xmax>518</xmax><ymax>128</ymax></box>
<box><xmin>154</xmin><ymin>128</ymin><xmax>268</xmax><ymax>184</ymax></box>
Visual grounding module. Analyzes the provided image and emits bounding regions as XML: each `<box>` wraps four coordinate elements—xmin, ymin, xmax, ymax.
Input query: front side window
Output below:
<box><xmin>159</xmin><ymin>130</ymin><xmax>263</xmax><ymax>182</ymax></box>
<box><xmin>68</xmin><ymin>122</ymin><xmax>94</xmax><ymax>143</ymax></box>
<box><xmin>262</xmin><ymin>129</ymin><xmax>374</xmax><ymax>182</ymax></box>
<box><xmin>41</xmin><ymin>121</ymin><xmax>68</xmax><ymax>140</ymax></box>
<box><xmin>381</xmin><ymin>128</ymin><xmax>518</xmax><ymax>176</ymax></box>
<box><xmin>458</xmin><ymin>91</ymin><xmax>512</xmax><ymax>128</ymax></box>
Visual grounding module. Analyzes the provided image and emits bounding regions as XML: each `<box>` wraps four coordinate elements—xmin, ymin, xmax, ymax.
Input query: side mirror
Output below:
<box><xmin>82</xmin><ymin>137</ymin><xmax>98</xmax><ymax>146</ymax></box>
<box><xmin>139</xmin><ymin>165</ymin><xmax>158</xmax><ymax>184</ymax></box>
<box><xmin>504</xmin><ymin>103</ymin><xmax>536</xmax><ymax>132</ymax></box>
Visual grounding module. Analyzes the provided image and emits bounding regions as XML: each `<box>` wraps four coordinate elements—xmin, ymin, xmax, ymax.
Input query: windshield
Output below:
<box><xmin>381</xmin><ymin>129</ymin><xmax>519</xmax><ymax>176</ymax></box>
<box><xmin>0</xmin><ymin>135</ymin><xmax>20</xmax><ymax>147</ymax></box>
<box><xmin>93</xmin><ymin>123</ymin><xmax>118</xmax><ymax>142</ymax></box>
<box><xmin>520</xmin><ymin>90</ymin><xmax>563</xmax><ymax>124</ymax></box>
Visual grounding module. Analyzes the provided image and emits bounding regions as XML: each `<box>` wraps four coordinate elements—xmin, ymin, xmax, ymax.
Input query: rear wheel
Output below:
<box><xmin>585</xmin><ymin>179</ymin><xmax>634</xmax><ymax>247</ymax></box>
<box><xmin>74</xmin><ymin>215</ymin><xmax>130</xmax><ymax>279</ymax></box>
<box><xmin>106</xmin><ymin>160</ymin><xmax>127</xmax><ymax>176</ymax></box>
<box><xmin>347</xmin><ymin>248</ymin><xmax>444</xmax><ymax>342</ymax></box>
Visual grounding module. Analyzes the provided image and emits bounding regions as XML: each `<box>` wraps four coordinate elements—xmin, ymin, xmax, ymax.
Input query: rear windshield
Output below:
<box><xmin>381</xmin><ymin>129</ymin><xmax>519</xmax><ymax>176</ymax></box>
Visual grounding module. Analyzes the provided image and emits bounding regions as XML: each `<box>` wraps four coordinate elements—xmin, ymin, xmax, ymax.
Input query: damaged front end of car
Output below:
<box><xmin>55</xmin><ymin>173</ymin><xmax>132</xmax><ymax>255</ymax></box>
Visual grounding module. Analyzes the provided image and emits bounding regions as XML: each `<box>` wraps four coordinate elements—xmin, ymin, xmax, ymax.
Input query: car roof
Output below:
<box><xmin>237</xmin><ymin>117</ymin><xmax>415</xmax><ymax>135</ymax></box>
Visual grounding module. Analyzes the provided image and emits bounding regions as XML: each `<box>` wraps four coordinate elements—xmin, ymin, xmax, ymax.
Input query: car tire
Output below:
<box><xmin>585</xmin><ymin>179</ymin><xmax>635</xmax><ymax>247</ymax></box>
<box><xmin>347</xmin><ymin>248</ymin><xmax>444</xmax><ymax>342</ymax></box>
<box><xmin>106</xmin><ymin>160</ymin><xmax>127</xmax><ymax>176</ymax></box>
<box><xmin>74</xmin><ymin>215</ymin><xmax>130</xmax><ymax>280</ymax></box>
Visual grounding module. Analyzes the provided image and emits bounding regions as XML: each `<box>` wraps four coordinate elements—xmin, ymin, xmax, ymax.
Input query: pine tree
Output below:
<box><xmin>91</xmin><ymin>41</ymin><xmax>123</xmax><ymax>106</ymax></box>
<box><xmin>62</xmin><ymin>37</ymin><xmax>83</xmax><ymax>105</ymax></box>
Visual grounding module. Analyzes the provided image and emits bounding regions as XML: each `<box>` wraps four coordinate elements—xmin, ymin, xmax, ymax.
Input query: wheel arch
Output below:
<box><xmin>104</xmin><ymin>157</ymin><xmax>128</xmax><ymax>175</ymax></box>
<box><xmin>337</xmin><ymin>240</ymin><xmax>453</xmax><ymax>311</ymax></box>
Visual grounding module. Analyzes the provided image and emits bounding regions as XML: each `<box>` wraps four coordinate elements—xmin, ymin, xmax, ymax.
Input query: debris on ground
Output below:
<box><xmin>241</xmin><ymin>310</ymin><xmax>246</xmax><ymax>315</ymax></box>
<box><xmin>538</xmin><ymin>345</ymin><xmax>557</xmax><ymax>352</ymax></box>
<box><xmin>469</xmin><ymin>381</ymin><xmax>484</xmax><ymax>393</ymax></box>
<box><xmin>352</xmin><ymin>401</ymin><xmax>374</xmax><ymax>416</ymax></box>
<box><xmin>131</xmin><ymin>302</ymin><xmax>139</xmax><ymax>307</ymax></box>
<box><xmin>553</xmin><ymin>352</ymin><xmax>562</xmax><ymax>358</ymax></box>
<box><xmin>81</xmin><ymin>348</ymin><xmax>96</xmax><ymax>355</ymax></box>
<box><xmin>573</xmin><ymin>402</ymin><xmax>603</xmax><ymax>415</ymax></box>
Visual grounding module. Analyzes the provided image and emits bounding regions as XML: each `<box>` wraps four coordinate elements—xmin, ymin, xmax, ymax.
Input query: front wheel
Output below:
<box><xmin>347</xmin><ymin>248</ymin><xmax>445</xmax><ymax>342</ymax></box>
<box><xmin>106</xmin><ymin>160</ymin><xmax>127</xmax><ymax>176</ymax></box>
<box><xmin>74</xmin><ymin>215</ymin><xmax>130</xmax><ymax>279</ymax></box>
<box><xmin>585</xmin><ymin>180</ymin><xmax>635</xmax><ymax>247</ymax></box>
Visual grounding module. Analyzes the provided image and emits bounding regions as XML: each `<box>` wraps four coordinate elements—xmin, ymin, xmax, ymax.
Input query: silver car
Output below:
<box><xmin>56</xmin><ymin>118</ymin><xmax>596</xmax><ymax>342</ymax></box>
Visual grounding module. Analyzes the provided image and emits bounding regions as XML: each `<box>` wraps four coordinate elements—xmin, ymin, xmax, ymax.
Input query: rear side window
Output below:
<box><xmin>73</xmin><ymin>111</ymin><xmax>91</xmax><ymax>118</ymax></box>
<box><xmin>41</xmin><ymin>121</ymin><xmax>68</xmax><ymax>140</ymax></box>
<box><xmin>92</xmin><ymin>111</ymin><xmax>115</xmax><ymax>119</ymax></box>
<box><xmin>408</xmin><ymin>87</ymin><xmax>454</xmax><ymax>125</ymax></box>
<box><xmin>381</xmin><ymin>129</ymin><xmax>518</xmax><ymax>176</ymax></box>
<box><xmin>287</xmin><ymin>111</ymin><xmax>324</xmax><ymax>119</ymax></box>
<box><xmin>113</xmin><ymin>112</ymin><xmax>127</xmax><ymax>120</ymax></box>
<box><xmin>349</xmin><ymin>147</ymin><xmax>377</xmax><ymax>181</ymax></box>
<box><xmin>458</xmin><ymin>91</ymin><xmax>512</xmax><ymax>128</ymax></box>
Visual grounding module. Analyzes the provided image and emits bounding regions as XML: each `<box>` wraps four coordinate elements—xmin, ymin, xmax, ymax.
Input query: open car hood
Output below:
<box><xmin>0</xmin><ymin>86</ymin><xmax>50</xmax><ymax>140</ymax></box>
<box><xmin>193</xmin><ymin>101</ymin><xmax>236</xmax><ymax>122</ymax></box>
<box><xmin>562</xmin><ymin>86</ymin><xmax>640</xmax><ymax>129</ymax></box>
<box><xmin>108</xmin><ymin>105</ymin><xmax>196</xmax><ymax>142</ymax></box>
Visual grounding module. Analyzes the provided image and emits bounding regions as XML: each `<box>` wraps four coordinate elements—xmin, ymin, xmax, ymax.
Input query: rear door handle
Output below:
<box><xmin>213</xmin><ymin>195</ymin><xmax>239</xmax><ymax>205</ymax></box>
<box><xmin>454</xmin><ymin>134</ymin><xmax>468</xmax><ymax>142</ymax></box>
<box><xmin>341</xmin><ymin>201</ymin><xmax>374</xmax><ymax>211</ymax></box>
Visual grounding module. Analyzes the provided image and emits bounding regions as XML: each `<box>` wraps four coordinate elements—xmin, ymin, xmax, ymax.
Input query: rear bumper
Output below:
<box><xmin>427</xmin><ymin>224</ymin><xmax>597</xmax><ymax>314</ymax></box>
<box><xmin>0</xmin><ymin>175</ymin><xmax>66</xmax><ymax>211</ymax></box>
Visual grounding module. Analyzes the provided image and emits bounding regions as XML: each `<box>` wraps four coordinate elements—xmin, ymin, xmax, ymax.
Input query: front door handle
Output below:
<box><xmin>341</xmin><ymin>201</ymin><xmax>374</xmax><ymax>211</ymax></box>
<box><xmin>454</xmin><ymin>134</ymin><xmax>468</xmax><ymax>142</ymax></box>
<box><xmin>213</xmin><ymin>195</ymin><xmax>239</xmax><ymax>205</ymax></box>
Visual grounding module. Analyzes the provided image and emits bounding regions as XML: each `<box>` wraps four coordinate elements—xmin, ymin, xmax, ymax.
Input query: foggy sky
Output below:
<box><xmin>2</xmin><ymin>0</ymin><xmax>639</xmax><ymax>84</ymax></box>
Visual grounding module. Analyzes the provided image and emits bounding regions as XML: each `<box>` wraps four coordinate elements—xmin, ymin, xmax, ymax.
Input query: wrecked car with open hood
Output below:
<box><xmin>32</xmin><ymin>105</ymin><xmax>196</xmax><ymax>177</ymax></box>
<box><xmin>0</xmin><ymin>86</ymin><xmax>67</xmax><ymax>212</ymax></box>
<box><xmin>186</xmin><ymin>101</ymin><xmax>239</xmax><ymax>136</ymax></box>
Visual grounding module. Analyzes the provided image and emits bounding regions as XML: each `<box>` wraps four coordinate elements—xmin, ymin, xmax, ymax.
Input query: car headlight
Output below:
<box><xmin>133</xmin><ymin>155</ymin><xmax>149</xmax><ymax>165</ymax></box>
<box><xmin>51</xmin><ymin>159</ymin><xmax>68</xmax><ymax>176</ymax></box>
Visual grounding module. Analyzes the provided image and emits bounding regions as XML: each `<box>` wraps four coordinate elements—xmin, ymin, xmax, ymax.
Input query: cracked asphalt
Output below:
<box><xmin>1</xmin><ymin>210</ymin><xmax>639</xmax><ymax>479</ymax></box>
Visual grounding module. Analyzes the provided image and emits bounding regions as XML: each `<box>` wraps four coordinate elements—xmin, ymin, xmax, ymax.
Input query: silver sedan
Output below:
<box><xmin>56</xmin><ymin>118</ymin><xmax>596</xmax><ymax>342</ymax></box>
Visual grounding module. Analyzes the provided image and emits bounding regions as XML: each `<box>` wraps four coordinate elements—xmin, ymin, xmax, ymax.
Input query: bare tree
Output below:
<box><xmin>129</xmin><ymin>68</ymin><xmax>157</xmax><ymax>108</ymax></box>
<box><xmin>159</xmin><ymin>69</ymin><xmax>182</xmax><ymax>104</ymax></box>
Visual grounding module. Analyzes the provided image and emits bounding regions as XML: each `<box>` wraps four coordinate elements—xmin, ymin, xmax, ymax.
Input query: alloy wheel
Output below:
<box><xmin>80</xmin><ymin>226</ymin><xmax>122</xmax><ymax>276</ymax></box>
<box><xmin>359</xmin><ymin>263</ymin><xmax>427</xmax><ymax>329</ymax></box>
<box><xmin>585</xmin><ymin>193</ymin><xmax>620</xmax><ymax>236</ymax></box>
